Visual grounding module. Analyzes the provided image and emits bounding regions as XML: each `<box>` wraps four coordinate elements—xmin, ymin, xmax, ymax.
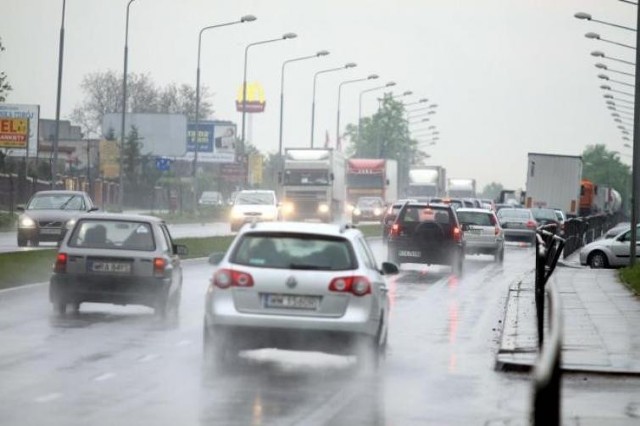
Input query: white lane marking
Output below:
<box><xmin>0</xmin><ymin>282</ymin><xmax>47</xmax><ymax>294</ymax></box>
<box><xmin>176</xmin><ymin>340</ymin><xmax>192</xmax><ymax>347</ymax></box>
<box><xmin>93</xmin><ymin>372</ymin><xmax>115</xmax><ymax>382</ymax></box>
<box><xmin>137</xmin><ymin>354</ymin><xmax>159</xmax><ymax>362</ymax></box>
<box><xmin>34</xmin><ymin>393</ymin><xmax>62</xmax><ymax>403</ymax></box>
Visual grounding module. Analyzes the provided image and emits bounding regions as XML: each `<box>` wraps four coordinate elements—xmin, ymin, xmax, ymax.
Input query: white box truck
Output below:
<box><xmin>525</xmin><ymin>153</ymin><xmax>582</xmax><ymax>216</ymax></box>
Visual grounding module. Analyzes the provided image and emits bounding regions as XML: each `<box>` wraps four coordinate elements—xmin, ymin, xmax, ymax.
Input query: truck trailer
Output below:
<box><xmin>346</xmin><ymin>158</ymin><xmax>398</xmax><ymax>205</ymax></box>
<box><xmin>281</xmin><ymin>148</ymin><xmax>346</xmax><ymax>222</ymax></box>
<box><xmin>406</xmin><ymin>166</ymin><xmax>446</xmax><ymax>198</ymax></box>
<box><xmin>447</xmin><ymin>178</ymin><xmax>477</xmax><ymax>198</ymax></box>
<box><xmin>525</xmin><ymin>153</ymin><xmax>582</xmax><ymax>217</ymax></box>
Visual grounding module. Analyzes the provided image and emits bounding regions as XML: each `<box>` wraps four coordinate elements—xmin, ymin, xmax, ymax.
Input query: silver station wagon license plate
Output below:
<box><xmin>398</xmin><ymin>250</ymin><xmax>421</xmax><ymax>257</ymax></box>
<box><xmin>264</xmin><ymin>294</ymin><xmax>320</xmax><ymax>310</ymax></box>
<box><xmin>90</xmin><ymin>261</ymin><xmax>131</xmax><ymax>274</ymax></box>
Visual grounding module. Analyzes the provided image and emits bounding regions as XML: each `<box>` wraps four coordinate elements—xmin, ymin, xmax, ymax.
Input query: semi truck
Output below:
<box><xmin>281</xmin><ymin>148</ymin><xmax>346</xmax><ymax>222</ymax></box>
<box><xmin>346</xmin><ymin>158</ymin><xmax>398</xmax><ymax>205</ymax></box>
<box><xmin>447</xmin><ymin>178</ymin><xmax>477</xmax><ymax>198</ymax></box>
<box><xmin>580</xmin><ymin>180</ymin><xmax>623</xmax><ymax>216</ymax></box>
<box><xmin>406</xmin><ymin>166</ymin><xmax>446</xmax><ymax>198</ymax></box>
<box><xmin>525</xmin><ymin>153</ymin><xmax>582</xmax><ymax>217</ymax></box>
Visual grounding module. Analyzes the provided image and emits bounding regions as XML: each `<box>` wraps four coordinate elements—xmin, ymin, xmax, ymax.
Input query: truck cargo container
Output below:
<box><xmin>525</xmin><ymin>153</ymin><xmax>582</xmax><ymax>217</ymax></box>
<box><xmin>346</xmin><ymin>158</ymin><xmax>398</xmax><ymax>205</ymax></box>
<box><xmin>447</xmin><ymin>178</ymin><xmax>477</xmax><ymax>198</ymax></box>
<box><xmin>406</xmin><ymin>166</ymin><xmax>446</xmax><ymax>198</ymax></box>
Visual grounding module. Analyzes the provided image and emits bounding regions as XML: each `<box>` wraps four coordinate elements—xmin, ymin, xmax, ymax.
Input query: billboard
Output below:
<box><xmin>0</xmin><ymin>104</ymin><xmax>39</xmax><ymax>156</ymax></box>
<box><xmin>0</xmin><ymin>118</ymin><xmax>29</xmax><ymax>148</ymax></box>
<box><xmin>102</xmin><ymin>113</ymin><xmax>187</xmax><ymax>157</ymax></box>
<box><xmin>235</xmin><ymin>82</ymin><xmax>266</xmax><ymax>113</ymax></box>
<box><xmin>99</xmin><ymin>139</ymin><xmax>120</xmax><ymax>178</ymax></box>
<box><xmin>184</xmin><ymin>121</ymin><xmax>236</xmax><ymax>163</ymax></box>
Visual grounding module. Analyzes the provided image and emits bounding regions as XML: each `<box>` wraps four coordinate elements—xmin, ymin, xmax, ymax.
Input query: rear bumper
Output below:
<box><xmin>464</xmin><ymin>239</ymin><xmax>502</xmax><ymax>254</ymax></box>
<box><xmin>503</xmin><ymin>229</ymin><xmax>535</xmax><ymax>241</ymax></box>
<box><xmin>388</xmin><ymin>240</ymin><xmax>462</xmax><ymax>265</ymax></box>
<box><xmin>50</xmin><ymin>274</ymin><xmax>170</xmax><ymax>307</ymax></box>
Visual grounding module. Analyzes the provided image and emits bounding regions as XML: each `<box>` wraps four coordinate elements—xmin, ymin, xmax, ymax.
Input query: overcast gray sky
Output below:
<box><xmin>1</xmin><ymin>0</ymin><xmax>636</xmax><ymax>190</ymax></box>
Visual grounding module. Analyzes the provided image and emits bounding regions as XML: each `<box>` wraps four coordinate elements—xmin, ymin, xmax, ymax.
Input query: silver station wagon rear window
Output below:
<box><xmin>230</xmin><ymin>232</ymin><xmax>356</xmax><ymax>271</ymax></box>
<box><xmin>68</xmin><ymin>220</ymin><xmax>156</xmax><ymax>251</ymax></box>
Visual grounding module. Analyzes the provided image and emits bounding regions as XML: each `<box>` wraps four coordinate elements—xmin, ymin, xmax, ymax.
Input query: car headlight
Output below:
<box><xmin>318</xmin><ymin>203</ymin><xmax>330</xmax><ymax>214</ymax></box>
<box><xmin>282</xmin><ymin>202</ymin><xmax>295</xmax><ymax>215</ymax></box>
<box><xmin>263</xmin><ymin>210</ymin><xmax>277</xmax><ymax>220</ymax></box>
<box><xmin>353</xmin><ymin>208</ymin><xmax>361</xmax><ymax>216</ymax></box>
<box><xmin>20</xmin><ymin>217</ymin><xmax>36</xmax><ymax>228</ymax></box>
<box><xmin>65</xmin><ymin>219</ymin><xmax>77</xmax><ymax>229</ymax></box>
<box><xmin>230</xmin><ymin>209</ymin><xmax>244</xmax><ymax>219</ymax></box>
<box><xmin>373</xmin><ymin>208</ymin><xmax>382</xmax><ymax>216</ymax></box>
<box><xmin>346</xmin><ymin>204</ymin><xmax>355</xmax><ymax>213</ymax></box>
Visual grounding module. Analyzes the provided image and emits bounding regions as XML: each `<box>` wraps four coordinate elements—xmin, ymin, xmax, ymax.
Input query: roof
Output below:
<box><xmin>240</xmin><ymin>221</ymin><xmax>361</xmax><ymax>238</ymax></box>
<box><xmin>456</xmin><ymin>208</ymin><xmax>494</xmax><ymax>214</ymax></box>
<box><xmin>34</xmin><ymin>190</ymin><xmax>89</xmax><ymax>196</ymax></box>
<box><xmin>74</xmin><ymin>212</ymin><xmax>164</xmax><ymax>223</ymax></box>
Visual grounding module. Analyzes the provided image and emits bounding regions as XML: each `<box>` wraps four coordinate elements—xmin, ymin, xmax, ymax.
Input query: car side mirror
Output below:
<box><xmin>173</xmin><ymin>244</ymin><xmax>188</xmax><ymax>256</ymax></box>
<box><xmin>16</xmin><ymin>205</ymin><xmax>25</xmax><ymax>212</ymax></box>
<box><xmin>208</xmin><ymin>252</ymin><xmax>225</xmax><ymax>265</ymax></box>
<box><xmin>380</xmin><ymin>261</ymin><xmax>399</xmax><ymax>275</ymax></box>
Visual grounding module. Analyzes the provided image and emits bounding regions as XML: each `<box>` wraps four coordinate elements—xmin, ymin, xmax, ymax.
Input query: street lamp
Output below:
<box><xmin>601</xmin><ymin>84</ymin><xmax>635</xmax><ymax>97</ymax></box>
<box><xmin>278</xmin><ymin>50</ymin><xmax>329</xmax><ymax>159</ymax></box>
<box><xmin>358</xmin><ymin>81</ymin><xmax>396</xmax><ymax>141</ymax></box>
<box><xmin>193</xmin><ymin>15</ymin><xmax>256</xmax><ymax>208</ymax></box>
<box><xmin>118</xmin><ymin>0</ymin><xmax>137</xmax><ymax>210</ymax></box>
<box><xmin>598</xmin><ymin>73</ymin><xmax>635</xmax><ymax>88</ymax></box>
<box><xmin>604</xmin><ymin>93</ymin><xmax>635</xmax><ymax>105</ymax></box>
<box><xmin>380</xmin><ymin>90</ymin><xmax>413</xmax><ymax>102</ymax></box>
<box><xmin>595</xmin><ymin>63</ymin><xmax>635</xmax><ymax>77</ymax></box>
<box><xmin>585</xmin><ymin>32</ymin><xmax>636</xmax><ymax>50</ymax></box>
<box><xmin>241</xmin><ymin>32</ymin><xmax>297</xmax><ymax>148</ymax></box>
<box><xmin>592</xmin><ymin>50</ymin><xmax>636</xmax><ymax>67</ymax></box>
<box><xmin>310</xmin><ymin>62</ymin><xmax>357</xmax><ymax>147</ymax></box>
<box><xmin>574</xmin><ymin>12</ymin><xmax>636</xmax><ymax>31</ymax></box>
<box><xmin>336</xmin><ymin>74</ymin><xmax>378</xmax><ymax>147</ymax></box>
<box><xmin>404</xmin><ymin>98</ymin><xmax>429</xmax><ymax>107</ymax></box>
<box><xmin>52</xmin><ymin>0</ymin><xmax>67</xmax><ymax>189</ymax></box>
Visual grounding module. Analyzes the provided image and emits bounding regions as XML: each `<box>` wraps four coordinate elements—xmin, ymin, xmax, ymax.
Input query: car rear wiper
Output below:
<box><xmin>288</xmin><ymin>263</ymin><xmax>325</xmax><ymax>270</ymax></box>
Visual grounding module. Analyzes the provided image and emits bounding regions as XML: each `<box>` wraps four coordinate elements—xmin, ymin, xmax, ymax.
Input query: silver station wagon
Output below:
<box><xmin>49</xmin><ymin>213</ymin><xmax>187</xmax><ymax>316</ymax></box>
<box><xmin>204</xmin><ymin>221</ymin><xmax>399</xmax><ymax>367</ymax></box>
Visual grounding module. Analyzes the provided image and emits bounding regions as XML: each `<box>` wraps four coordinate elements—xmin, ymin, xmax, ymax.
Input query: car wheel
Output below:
<box><xmin>452</xmin><ymin>251</ymin><xmax>464</xmax><ymax>276</ymax></box>
<box><xmin>53</xmin><ymin>302</ymin><xmax>67</xmax><ymax>316</ymax></box>
<box><xmin>496</xmin><ymin>247</ymin><xmax>505</xmax><ymax>264</ymax></box>
<box><xmin>17</xmin><ymin>235</ymin><xmax>27</xmax><ymax>247</ymax></box>
<box><xmin>588</xmin><ymin>251</ymin><xmax>608</xmax><ymax>269</ymax></box>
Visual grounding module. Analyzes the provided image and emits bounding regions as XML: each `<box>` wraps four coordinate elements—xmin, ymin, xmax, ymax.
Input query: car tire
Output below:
<box><xmin>496</xmin><ymin>247</ymin><xmax>505</xmax><ymax>264</ymax></box>
<box><xmin>452</xmin><ymin>250</ymin><xmax>464</xmax><ymax>276</ymax></box>
<box><xmin>17</xmin><ymin>235</ymin><xmax>27</xmax><ymax>247</ymax></box>
<box><xmin>53</xmin><ymin>302</ymin><xmax>67</xmax><ymax>316</ymax></box>
<box><xmin>588</xmin><ymin>251</ymin><xmax>608</xmax><ymax>269</ymax></box>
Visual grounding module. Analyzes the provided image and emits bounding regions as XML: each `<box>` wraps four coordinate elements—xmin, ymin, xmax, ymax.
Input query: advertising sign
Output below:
<box><xmin>102</xmin><ymin>113</ymin><xmax>187</xmax><ymax>157</ymax></box>
<box><xmin>220</xmin><ymin>163</ymin><xmax>246</xmax><ymax>183</ymax></box>
<box><xmin>184</xmin><ymin>121</ymin><xmax>236</xmax><ymax>163</ymax></box>
<box><xmin>0</xmin><ymin>118</ymin><xmax>29</xmax><ymax>148</ymax></box>
<box><xmin>248</xmin><ymin>153</ymin><xmax>263</xmax><ymax>185</ymax></box>
<box><xmin>99</xmin><ymin>139</ymin><xmax>120</xmax><ymax>179</ymax></box>
<box><xmin>0</xmin><ymin>104</ymin><xmax>39</xmax><ymax>156</ymax></box>
<box><xmin>235</xmin><ymin>82</ymin><xmax>266</xmax><ymax>113</ymax></box>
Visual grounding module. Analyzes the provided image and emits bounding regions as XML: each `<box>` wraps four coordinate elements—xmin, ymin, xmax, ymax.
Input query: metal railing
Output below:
<box><xmin>531</xmin><ymin>226</ymin><xmax>564</xmax><ymax>426</ymax></box>
<box><xmin>562</xmin><ymin>212</ymin><xmax>623</xmax><ymax>258</ymax></box>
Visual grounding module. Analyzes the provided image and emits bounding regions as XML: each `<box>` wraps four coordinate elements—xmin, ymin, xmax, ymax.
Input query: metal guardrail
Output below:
<box><xmin>531</xmin><ymin>226</ymin><xmax>564</xmax><ymax>426</ymax></box>
<box><xmin>562</xmin><ymin>212</ymin><xmax>623</xmax><ymax>258</ymax></box>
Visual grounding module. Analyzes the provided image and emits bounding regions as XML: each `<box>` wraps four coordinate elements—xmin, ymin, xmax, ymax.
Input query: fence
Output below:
<box><xmin>562</xmin><ymin>212</ymin><xmax>622</xmax><ymax>258</ymax></box>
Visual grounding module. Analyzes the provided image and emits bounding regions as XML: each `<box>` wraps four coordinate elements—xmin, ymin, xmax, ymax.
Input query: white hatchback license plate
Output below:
<box><xmin>265</xmin><ymin>294</ymin><xmax>320</xmax><ymax>310</ymax></box>
<box><xmin>40</xmin><ymin>228</ymin><xmax>61</xmax><ymax>235</ymax></box>
<box><xmin>91</xmin><ymin>262</ymin><xmax>131</xmax><ymax>274</ymax></box>
<box><xmin>398</xmin><ymin>250</ymin><xmax>421</xmax><ymax>257</ymax></box>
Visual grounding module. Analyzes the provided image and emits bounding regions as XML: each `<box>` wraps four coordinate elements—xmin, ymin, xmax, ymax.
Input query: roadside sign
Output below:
<box><xmin>155</xmin><ymin>157</ymin><xmax>172</xmax><ymax>171</ymax></box>
<box><xmin>0</xmin><ymin>118</ymin><xmax>29</xmax><ymax>148</ymax></box>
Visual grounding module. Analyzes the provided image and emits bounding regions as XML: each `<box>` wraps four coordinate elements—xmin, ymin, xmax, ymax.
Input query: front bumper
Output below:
<box><xmin>18</xmin><ymin>227</ymin><xmax>67</xmax><ymax>242</ymax></box>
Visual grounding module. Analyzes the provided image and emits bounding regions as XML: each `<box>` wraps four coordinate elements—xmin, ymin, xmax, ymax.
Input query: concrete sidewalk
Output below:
<box><xmin>496</xmin><ymin>254</ymin><xmax>640</xmax><ymax>374</ymax></box>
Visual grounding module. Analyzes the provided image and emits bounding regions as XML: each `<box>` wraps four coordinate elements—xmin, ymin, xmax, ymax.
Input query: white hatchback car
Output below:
<box><xmin>204</xmin><ymin>221</ymin><xmax>398</xmax><ymax>366</ymax></box>
<box><xmin>456</xmin><ymin>208</ymin><xmax>505</xmax><ymax>263</ymax></box>
<box><xmin>229</xmin><ymin>190</ymin><xmax>280</xmax><ymax>232</ymax></box>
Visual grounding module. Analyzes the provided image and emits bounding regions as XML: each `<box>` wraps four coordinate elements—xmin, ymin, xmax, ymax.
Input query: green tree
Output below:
<box><xmin>582</xmin><ymin>144</ymin><xmax>631</xmax><ymax>207</ymax></box>
<box><xmin>121</xmin><ymin>126</ymin><xmax>163</xmax><ymax>207</ymax></box>
<box><xmin>0</xmin><ymin>37</ymin><xmax>12</xmax><ymax>102</ymax></box>
<box><xmin>481</xmin><ymin>182</ymin><xmax>504</xmax><ymax>200</ymax></box>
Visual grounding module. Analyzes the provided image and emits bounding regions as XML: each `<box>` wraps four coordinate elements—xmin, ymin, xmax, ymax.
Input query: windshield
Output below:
<box><xmin>284</xmin><ymin>170</ymin><xmax>329</xmax><ymax>186</ymax></box>
<box><xmin>68</xmin><ymin>219</ymin><xmax>156</xmax><ymax>251</ymax></box>
<box><xmin>531</xmin><ymin>209</ymin><xmax>558</xmax><ymax>221</ymax></box>
<box><xmin>234</xmin><ymin>192</ymin><xmax>275</xmax><ymax>205</ymax></box>
<box><xmin>27</xmin><ymin>194</ymin><xmax>85</xmax><ymax>210</ymax></box>
<box><xmin>231</xmin><ymin>233</ymin><xmax>356</xmax><ymax>270</ymax></box>
<box><xmin>357</xmin><ymin>198</ymin><xmax>383</xmax><ymax>208</ymax></box>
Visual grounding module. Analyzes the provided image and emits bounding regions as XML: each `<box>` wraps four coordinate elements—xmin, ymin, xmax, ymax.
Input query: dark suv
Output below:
<box><xmin>387</xmin><ymin>203</ymin><xmax>465</xmax><ymax>275</ymax></box>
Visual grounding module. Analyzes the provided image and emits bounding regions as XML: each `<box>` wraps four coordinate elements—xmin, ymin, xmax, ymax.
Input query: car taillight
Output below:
<box><xmin>495</xmin><ymin>226</ymin><xmax>501</xmax><ymax>236</ymax></box>
<box><xmin>328</xmin><ymin>276</ymin><xmax>371</xmax><ymax>296</ymax></box>
<box><xmin>212</xmin><ymin>268</ymin><xmax>254</xmax><ymax>289</ymax></box>
<box><xmin>452</xmin><ymin>226</ymin><xmax>462</xmax><ymax>242</ymax></box>
<box><xmin>153</xmin><ymin>258</ymin><xmax>167</xmax><ymax>277</ymax></box>
<box><xmin>390</xmin><ymin>223</ymin><xmax>402</xmax><ymax>237</ymax></box>
<box><xmin>526</xmin><ymin>220</ymin><xmax>538</xmax><ymax>229</ymax></box>
<box><xmin>54</xmin><ymin>252</ymin><xmax>67</xmax><ymax>273</ymax></box>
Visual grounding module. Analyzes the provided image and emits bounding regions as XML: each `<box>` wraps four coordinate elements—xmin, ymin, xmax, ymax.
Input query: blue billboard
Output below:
<box><xmin>186</xmin><ymin>121</ymin><xmax>214</xmax><ymax>153</ymax></box>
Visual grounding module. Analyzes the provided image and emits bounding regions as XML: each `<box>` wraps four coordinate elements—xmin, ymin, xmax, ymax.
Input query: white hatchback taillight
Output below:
<box><xmin>153</xmin><ymin>258</ymin><xmax>167</xmax><ymax>277</ymax></box>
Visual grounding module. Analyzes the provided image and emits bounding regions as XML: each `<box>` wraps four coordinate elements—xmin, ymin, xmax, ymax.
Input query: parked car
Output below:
<box><xmin>382</xmin><ymin>199</ymin><xmax>416</xmax><ymax>241</ymax></box>
<box><xmin>387</xmin><ymin>202</ymin><xmax>465</xmax><ymax>274</ymax></box>
<box><xmin>580</xmin><ymin>225</ymin><xmax>640</xmax><ymax>268</ymax></box>
<box><xmin>352</xmin><ymin>196</ymin><xmax>385</xmax><ymax>224</ymax></box>
<box><xmin>456</xmin><ymin>208</ymin><xmax>504</xmax><ymax>262</ymax></box>
<box><xmin>49</xmin><ymin>213</ymin><xmax>187</xmax><ymax>316</ymax></box>
<box><xmin>229</xmin><ymin>190</ymin><xmax>279</xmax><ymax>232</ymax></box>
<box><xmin>604</xmin><ymin>222</ymin><xmax>630</xmax><ymax>239</ymax></box>
<box><xmin>203</xmin><ymin>221</ymin><xmax>398</xmax><ymax>366</ymax></box>
<box><xmin>17</xmin><ymin>190</ymin><xmax>98</xmax><ymax>247</ymax></box>
<box><xmin>496</xmin><ymin>208</ymin><xmax>537</xmax><ymax>244</ymax></box>
<box><xmin>199</xmin><ymin>191</ymin><xmax>224</xmax><ymax>206</ymax></box>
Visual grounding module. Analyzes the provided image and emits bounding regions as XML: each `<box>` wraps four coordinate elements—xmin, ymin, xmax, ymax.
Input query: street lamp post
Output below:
<box><xmin>598</xmin><ymin>73</ymin><xmax>635</xmax><ymax>88</ymax></box>
<box><xmin>630</xmin><ymin>3</ymin><xmax>640</xmax><ymax>264</ymax></box>
<box><xmin>574</xmin><ymin>12</ymin><xmax>636</xmax><ymax>31</ymax></box>
<box><xmin>336</xmin><ymin>74</ymin><xmax>378</xmax><ymax>147</ymax></box>
<box><xmin>358</xmin><ymin>81</ymin><xmax>396</xmax><ymax>141</ymax></box>
<box><xmin>241</xmin><ymin>33</ymin><xmax>297</xmax><ymax>149</ymax></box>
<box><xmin>192</xmin><ymin>15</ymin><xmax>256</xmax><ymax>210</ymax></box>
<box><xmin>118</xmin><ymin>0</ymin><xmax>136</xmax><ymax>211</ymax></box>
<box><xmin>310</xmin><ymin>63</ymin><xmax>357</xmax><ymax>148</ymax></box>
<box><xmin>52</xmin><ymin>0</ymin><xmax>66</xmax><ymax>189</ymax></box>
<box><xmin>278</xmin><ymin>50</ymin><xmax>329</xmax><ymax>159</ymax></box>
<box><xmin>595</xmin><ymin>63</ymin><xmax>635</xmax><ymax>77</ymax></box>
<box><xmin>404</xmin><ymin>98</ymin><xmax>429</xmax><ymax>107</ymax></box>
<box><xmin>585</xmin><ymin>32</ymin><xmax>636</xmax><ymax>50</ymax></box>
<box><xmin>601</xmin><ymin>84</ymin><xmax>635</xmax><ymax>97</ymax></box>
<box><xmin>592</xmin><ymin>50</ymin><xmax>636</xmax><ymax>67</ymax></box>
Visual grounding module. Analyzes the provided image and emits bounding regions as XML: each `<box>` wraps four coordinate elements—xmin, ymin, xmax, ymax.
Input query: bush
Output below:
<box><xmin>619</xmin><ymin>265</ymin><xmax>640</xmax><ymax>296</ymax></box>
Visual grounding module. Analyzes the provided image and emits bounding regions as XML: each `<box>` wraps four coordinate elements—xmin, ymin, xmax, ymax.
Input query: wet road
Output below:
<box><xmin>0</xmin><ymin>241</ymin><xmax>634</xmax><ymax>425</ymax></box>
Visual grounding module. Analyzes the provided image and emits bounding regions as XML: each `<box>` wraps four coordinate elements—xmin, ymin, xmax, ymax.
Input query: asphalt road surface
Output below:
<box><xmin>0</xmin><ymin>241</ymin><xmax>636</xmax><ymax>425</ymax></box>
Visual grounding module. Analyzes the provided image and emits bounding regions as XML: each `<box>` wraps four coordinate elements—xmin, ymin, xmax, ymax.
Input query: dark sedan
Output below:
<box><xmin>17</xmin><ymin>190</ymin><xmax>98</xmax><ymax>247</ymax></box>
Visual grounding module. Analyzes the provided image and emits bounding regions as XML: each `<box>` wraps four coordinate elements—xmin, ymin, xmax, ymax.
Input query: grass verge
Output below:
<box><xmin>0</xmin><ymin>224</ymin><xmax>382</xmax><ymax>291</ymax></box>
<box><xmin>618</xmin><ymin>265</ymin><xmax>640</xmax><ymax>296</ymax></box>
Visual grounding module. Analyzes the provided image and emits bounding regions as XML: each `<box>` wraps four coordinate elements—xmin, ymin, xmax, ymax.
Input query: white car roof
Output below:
<box><xmin>238</xmin><ymin>221</ymin><xmax>360</xmax><ymax>239</ymax></box>
<box><xmin>456</xmin><ymin>208</ymin><xmax>493</xmax><ymax>214</ymax></box>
